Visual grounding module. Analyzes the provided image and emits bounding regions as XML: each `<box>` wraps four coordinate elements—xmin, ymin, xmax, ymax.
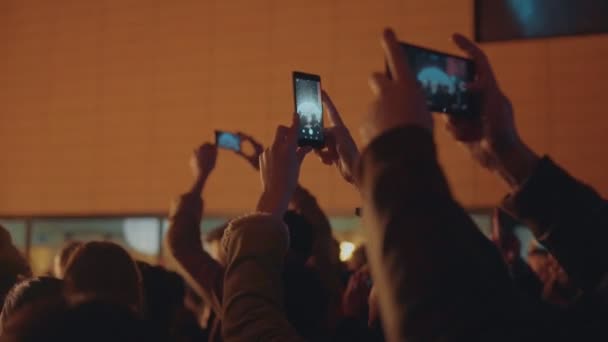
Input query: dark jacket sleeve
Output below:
<box><xmin>358</xmin><ymin>126</ymin><xmax>520</xmax><ymax>342</ymax></box>
<box><xmin>502</xmin><ymin>157</ymin><xmax>608</xmax><ymax>292</ymax></box>
<box><xmin>166</xmin><ymin>191</ymin><xmax>224</xmax><ymax>317</ymax></box>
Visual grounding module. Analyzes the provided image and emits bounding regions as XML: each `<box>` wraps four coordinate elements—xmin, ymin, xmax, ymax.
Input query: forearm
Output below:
<box><xmin>167</xmin><ymin>186</ymin><xmax>223</xmax><ymax>315</ymax></box>
<box><xmin>502</xmin><ymin>157</ymin><xmax>608</xmax><ymax>291</ymax></box>
<box><xmin>492</xmin><ymin>139</ymin><xmax>541</xmax><ymax>190</ymax></box>
<box><xmin>360</xmin><ymin>126</ymin><xmax>517</xmax><ymax>341</ymax></box>
<box><xmin>222</xmin><ymin>214</ymin><xmax>305</xmax><ymax>342</ymax></box>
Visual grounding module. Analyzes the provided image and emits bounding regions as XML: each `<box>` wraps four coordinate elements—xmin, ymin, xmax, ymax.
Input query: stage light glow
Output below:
<box><xmin>123</xmin><ymin>218</ymin><xmax>159</xmax><ymax>255</ymax></box>
<box><xmin>339</xmin><ymin>241</ymin><xmax>356</xmax><ymax>262</ymax></box>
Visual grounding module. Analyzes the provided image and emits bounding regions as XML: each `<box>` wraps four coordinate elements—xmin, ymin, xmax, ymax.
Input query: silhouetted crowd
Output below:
<box><xmin>1</xmin><ymin>28</ymin><xmax>607</xmax><ymax>342</ymax></box>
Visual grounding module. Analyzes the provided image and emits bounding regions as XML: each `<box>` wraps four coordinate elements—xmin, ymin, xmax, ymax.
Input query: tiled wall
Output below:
<box><xmin>1</xmin><ymin>0</ymin><xmax>607</xmax><ymax>215</ymax></box>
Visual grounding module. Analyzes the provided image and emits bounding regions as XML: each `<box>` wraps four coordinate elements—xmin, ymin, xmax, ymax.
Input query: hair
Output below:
<box><xmin>54</xmin><ymin>240</ymin><xmax>83</xmax><ymax>279</ymax></box>
<box><xmin>62</xmin><ymin>241</ymin><xmax>143</xmax><ymax>314</ymax></box>
<box><xmin>2</xmin><ymin>298</ymin><xmax>148</xmax><ymax>341</ymax></box>
<box><xmin>204</xmin><ymin>223</ymin><xmax>228</xmax><ymax>243</ymax></box>
<box><xmin>281</xmin><ymin>211</ymin><xmax>328</xmax><ymax>339</ymax></box>
<box><xmin>137</xmin><ymin>261</ymin><xmax>186</xmax><ymax>340</ymax></box>
<box><xmin>0</xmin><ymin>225</ymin><xmax>32</xmax><ymax>310</ymax></box>
<box><xmin>0</xmin><ymin>277</ymin><xmax>63</xmax><ymax>334</ymax></box>
<box><xmin>283</xmin><ymin>210</ymin><xmax>314</xmax><ymax>262</ymax></box>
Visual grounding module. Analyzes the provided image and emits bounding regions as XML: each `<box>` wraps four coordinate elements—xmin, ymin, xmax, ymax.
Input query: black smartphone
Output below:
<box><xmin>388</xmin><ymin>42</ymin><xmax>479</xmax><ymax>119</ymax></box>
<box><xmin>215</xmin><ymin>131</ymin><xmax>241</xmax><ymax>152</ymax></box>
<box><xmin>292</xmin><ymin>71</ymin><xmax>324</xmax><ymax>148</ymax></box>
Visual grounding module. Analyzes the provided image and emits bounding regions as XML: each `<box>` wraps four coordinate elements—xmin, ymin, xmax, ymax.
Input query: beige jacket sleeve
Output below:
<box><xmin>221</xmin><ymin>214</ymin><xmax>306</xmax><ymax>342</ymax></box>
<box><xmin>166</xmin><ymin>191</ymin><xmax>224</xmax><ymax>316</ymax></box>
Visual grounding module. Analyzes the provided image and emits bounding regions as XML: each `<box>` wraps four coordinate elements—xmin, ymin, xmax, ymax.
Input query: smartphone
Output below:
<box><xmin>387</xmin><ymin>42</ymin><xmax>479</xmax><ymax>119</ymax></box>
<box><xmin>292</xmin><ymin>71</ymin><xmax>324</xmax><ymax>148</ymax></box>
<box><xmin>215</xmin><ymin>131</ymin><xmax>241</xmax><ymax>152</ymax></box>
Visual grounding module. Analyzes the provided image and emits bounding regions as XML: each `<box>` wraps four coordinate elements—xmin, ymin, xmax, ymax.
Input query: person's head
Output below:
<box><xmin>2</xmin><ymin>298</ymin><xmax>147</xmax><ymax>341</ymax></box>
<box><xmin>53</xmin><ymin>241</ymin><xmax>83</xmax><ymax>279</ymax></box>
<box><xmin>137</xmin><ymin>261</ymin><xmax>186</xmax><ymax>339</ymax></box>
<box><xmin>0</xmin><ymin>276</ymin><xmax>63</xmax><ymax>334</ymax></box>
<box><xmin>283</xmin><ymin>210</ymin><xmax>314</xmax><ymax>266</ymax></box>
<box><xmin>62</xmin><ymin>241</ymin><xmax>143</xmax><ymax>314</ymax></box>
<box><xmin>0</xmin><ymin>225</ymin><xmax>31</xmax><ymax>309</ymax></box>
<box><xmin>204</xmin><ymin>223</ymin><xmax>227</xmax><ymax>265</ymax></box>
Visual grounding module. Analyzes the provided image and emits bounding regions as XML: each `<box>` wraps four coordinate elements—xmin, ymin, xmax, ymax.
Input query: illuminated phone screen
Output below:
<box><xmin>215</xmin><ymin>132</ymin><xmax>241</xmax><ymax>152</ymax></box>
<box><xmin>392</xmin><ymin>43</ymin><xmax>479</xmax><ymax>118</ymax></box>
<box><xmin>293</xmin><ymin>72</ymin><xmax>324</xmax><ymax>147</ymax></box>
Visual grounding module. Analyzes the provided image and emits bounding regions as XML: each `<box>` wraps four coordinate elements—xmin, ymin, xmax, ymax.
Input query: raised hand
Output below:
<box><xmin>257</xmin><ymin>115</ymin><xmax>312</xmax><ymax>217</ymax></box>
<box><xmin>315</xmin><ymin>91</ymin><xmax>360</xmax><ymax>184</ymax></box>
<box><xmin>446</xmin><ymin>34</ymin><xmax>539</xmax><ymax>188</ymax></box>
<box><xmin>361</xmin><ymin>29</ymin><xmax>433</xmax><ymax>146</ymax></box>
<box><xmin>190</xmin><ymin>143</ymin><xmax>218</xmax><ymax>188</ymax></box>
<box><xmin>342</xmin><ymin>266</ymin><xmax>372</xmax><ymax>319</ymax></box>
<box><xmin>236</xmin><ymin>132</ymin><xmax>265</xmax><ymax>170</ymax></box>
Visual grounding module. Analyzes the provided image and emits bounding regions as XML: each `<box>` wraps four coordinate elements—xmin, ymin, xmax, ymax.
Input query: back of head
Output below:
<box><xmin>63</xmin><ymin>241</ymin><xmax>143</xmax><ymax>314</ymax></box>
<box><xmin>0</xmin><ymin>277</ymin><xmax>63</xmax><ymax>334</ymax></box>
<box><xmin>53</xmin><ymin>241</ymin><xmax>83</xmax><ymax>279</ymax></box>
<box><xmin>1</xmin><ymin>298</ymin><xmax>147</xmax><ymax>342</ymax></box>
<box><xmin>0</xmin><ymin>225</ymin><xmax>31</xmax><ymax>310</ymax></box>
<box><xmin>283</xmin><ymin>211</ymin><xmax>314</xmax><ymax>264</ymax></box>
<box><xmin>137</xmin><ymin>262</ymin><xmax>186</xmax><ymax>339</ymax></box>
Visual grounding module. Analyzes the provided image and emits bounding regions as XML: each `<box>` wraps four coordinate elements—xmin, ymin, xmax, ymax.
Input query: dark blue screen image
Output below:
<box><xmin>216</xmin><ymin>132</ymin><xmax>241</xmax><ymax>152</ymax></box>
<box><xmin>295</xmin><ymin>78</ymin><xmax>323</xmax><ymax>142</ymax></box>
<box><xmin>401</xmin><ymin>44</ymin><xmax>476</xmax><ymax>117</ymax></box>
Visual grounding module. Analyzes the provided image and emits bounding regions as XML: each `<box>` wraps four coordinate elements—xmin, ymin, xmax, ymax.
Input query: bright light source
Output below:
<box><xmin>339</xmin><ymin>241</ymin><xmax>356</xmax><ymax>262</ymax></box>
<box><xmin>123</xmin><ymin>218</ymin><xmax>159</xmax><ymax>255</ymax></box>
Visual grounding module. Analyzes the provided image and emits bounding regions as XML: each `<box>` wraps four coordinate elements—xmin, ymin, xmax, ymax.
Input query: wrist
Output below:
<box><xmin>190</xmin><ymin>174</ymin><xmax>208</xmax><ymax>194</ymax></box>
<box><xmin>257</xmin><ymin>190</ymin><xmax>288</xmax><ymax>218</ymax></box>
<box><xmin>492</xmin><ymin>139</ymin><xmax>540</xmax><ymax>189</ymax></box>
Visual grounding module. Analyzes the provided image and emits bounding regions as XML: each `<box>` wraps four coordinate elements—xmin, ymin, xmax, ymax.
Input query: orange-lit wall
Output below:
<box><xmin>1</xmin><ymin>0</ymin><xmax>607</xmax><ymax>216</ymax></box>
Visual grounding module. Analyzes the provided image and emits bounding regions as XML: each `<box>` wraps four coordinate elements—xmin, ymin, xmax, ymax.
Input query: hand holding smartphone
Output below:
<box><xmin>387</xmin><ymin>43</ymin><xmax>479</xmax><ymax>119</ymax></box>
<box><xmin>293</xmin><ymin>71</ymin><xmax>324</xmax><ymax>148</ymax></box>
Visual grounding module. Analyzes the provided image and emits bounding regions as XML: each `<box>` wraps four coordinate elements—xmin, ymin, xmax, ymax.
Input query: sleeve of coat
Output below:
<box><xmin>166</xmin><ymin>191</ymin><xmax>224</xmax><ymax>316</ymax></box>
<box><xmin>221</xmin><ymin>214</ymin><xmax>306</xmax><ymax>342</ymax></box>
<box><xmin>502</xmin><ymin>156</ymin><xmax>608</xmax><ymax>292</ymax></box>
<box><xmin>358</xmin><ymin>126</ymin><xmax>520</xmax><ymax>342</ymax></box>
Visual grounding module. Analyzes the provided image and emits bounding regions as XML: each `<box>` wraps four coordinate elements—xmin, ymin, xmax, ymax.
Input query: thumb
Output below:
<box><xmin>296</xmin><ymin>146</ymin><xmax>313</xmax><ymax>163</ymax></box>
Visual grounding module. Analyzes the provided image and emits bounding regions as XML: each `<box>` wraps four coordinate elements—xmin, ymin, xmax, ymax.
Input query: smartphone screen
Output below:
<box><xmin>293</xmin><ymin>71</ymin><xmax>324</xmax><ymax>148</ymax></box>
<box><xmin>390</xmin><ymin>43</ymin><xmax>478</xmax><ymax>118</ymax></box>
<box><xmin>215</xmin><ymin>131</ymin><xmax>241</xmax><ymax>152</ymax></box>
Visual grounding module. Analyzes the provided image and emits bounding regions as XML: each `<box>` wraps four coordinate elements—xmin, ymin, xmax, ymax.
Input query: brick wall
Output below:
<box><xmin>0</xmin><ymin>0</ymin><xmax>607</xmax><ymax>215</ymax></box>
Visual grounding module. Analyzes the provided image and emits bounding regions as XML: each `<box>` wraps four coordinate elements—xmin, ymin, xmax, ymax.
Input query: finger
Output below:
<box><xmin>287</xmin><ymin>114</ymin><xmax>299</xmax><ymax>146</ymax></box>
<box><xmin>296</xmin><ymin>146</ymin><xmax>312</xmax><ymax>163</ymax></box>
<box><xmin>452</xmin><ymin>33</ymin><xmax>487</xmax><ymax>63</ymax></box>
<box><xmin>445</xmin><ymin>118</ymin><xmax>483</xmax><ymax>142</ymax></box>
<box><xmin>381</xmin><ymin>28</ymin><xmax>412</xmax><ymax>82</ymax></box>
<box><xmin>452</xmin><ymin>33</ymin><xmax>496</xmax><ymax>82</ymax></box>
<box><xmin>273</xmin><ymin>125</ymin><xmax>290</xmax><ymax>146</ymax></box>
<box><xmin>465</xmin><ymin>81</ymin><xmax>483</xmax><ymax>92</ymax></box>
<box><xmin>368</xmin><ymin>72</ymin><xmax>391</xmax><ymax>96</ymax></box>
<box><xmin>321</xmin><ymin>90</ymin><xmax>344</xmax><ymax>127</ymax></box>
<box><xmin>315</xmin><ymin>149</ymin><xmax>335</xmax><ymax>165</ymax></box>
